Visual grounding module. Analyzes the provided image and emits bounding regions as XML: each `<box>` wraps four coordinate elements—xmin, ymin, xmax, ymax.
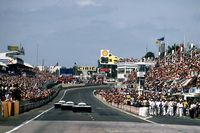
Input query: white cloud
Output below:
<box><xmin>77</xmin><ymin>0</ymin><xmax>98</xmax><ymax>7</ymax></box>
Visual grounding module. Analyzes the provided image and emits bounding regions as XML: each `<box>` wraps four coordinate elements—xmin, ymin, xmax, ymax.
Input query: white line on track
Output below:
<box><xmin>6</xmin><ymin>89</ymin><xmax>68</xmax><ymax>133</ymax></box>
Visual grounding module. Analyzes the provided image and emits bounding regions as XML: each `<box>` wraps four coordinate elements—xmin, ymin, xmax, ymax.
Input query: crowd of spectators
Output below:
<box><xmin>145</xmin><ymin>51</ymin><xmax>200</xmax><ymax>95</ymax></box>
<box><xmin>96</xmin><ymin>87</ymin><xmax>200</xmax><ymax>118</ymax></box>
<box><xmin>96</xmin><ymin>45</ymin><xmax>200</xmax><ymax>118</ymax></box>
<box><xmin>0</xmin><ymin>68</ymin><xmax>57</xmax><ymax>102</ymax></box>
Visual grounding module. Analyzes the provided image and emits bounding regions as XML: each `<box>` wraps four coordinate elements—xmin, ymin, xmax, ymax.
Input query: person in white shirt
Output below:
<box><xmin>149</xmin><ymin>99</ymin><xmax>155</xmax><ymax>115</ymax></box>
<box><xmin>177</xmin><ymin>101</ymin><xmax>184</xmax><ymax>117</ymax></box>
<box><xmin>155</xmin><ymin>100</ymin><xmax>161</xmax><ymax>115</ymax></box>
<box><xmin>168</xmin><ymin>100</ymin><xmax>174</xmax><ymax>116</ymax></box>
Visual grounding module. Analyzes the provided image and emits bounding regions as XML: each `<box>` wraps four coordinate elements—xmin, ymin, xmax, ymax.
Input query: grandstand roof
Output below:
<box><xmin>0</xmin><ymin>62</ymin><xmax>7</xmax><ymax>67</ymax></box>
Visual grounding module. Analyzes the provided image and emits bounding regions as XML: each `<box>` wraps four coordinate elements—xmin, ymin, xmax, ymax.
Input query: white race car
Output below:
<box><xmin>72</xmin><ymin>102</ymin><xmax>92</xmax><ymax>112</ymax></box>
<box><xmin>61</xmin><ymin>101</ymin><xmax>74</xmax><ymax>110</ymax></box>
<box><xmin>54</xmin><ymin>100</ymin><xmax>66</xmax><ymax>108</ymax></box>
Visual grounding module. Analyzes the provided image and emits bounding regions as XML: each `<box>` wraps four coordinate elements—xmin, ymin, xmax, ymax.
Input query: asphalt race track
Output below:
<box><xmin>2</xmin><ymin>85</ymin><xmax>200</xmax><ymax>133</ymax></box>
<box><xmin>35</xmin><ymin>86</ymin><xmax>146</xmax><ymax>122</ymax></box>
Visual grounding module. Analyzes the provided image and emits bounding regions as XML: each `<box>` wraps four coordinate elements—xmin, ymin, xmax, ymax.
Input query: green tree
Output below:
<box><xmin>144</xmin><ymin>51</ymin><xmax>155</xmax><ymax>59</ymax></box>
<box><xmin>167</xmin><ymin>43</ymin><xmax>179</xmax><ymax>54</ymax></box>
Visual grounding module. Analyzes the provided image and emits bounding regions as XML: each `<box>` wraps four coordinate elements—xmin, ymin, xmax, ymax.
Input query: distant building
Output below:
<box><xmin>49</xmin><ymin>66</ymin><xmax>61</xmax><ymax>73</ymax></box>
<box><xmin>117</xmin><ymin>62</ymin><xmax>137</xmax><ymax>82</ymax></box>
<box><xmin>37</xmin><ymin>65</ymin><xmax>51</xmax><ymax>71</ymax></box>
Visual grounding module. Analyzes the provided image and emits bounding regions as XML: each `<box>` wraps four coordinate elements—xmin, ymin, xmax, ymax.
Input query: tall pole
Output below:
<box><xmin>146</xmin><ymin>43</ymin><xmax>148</xmax><ymax>53</ymax></box>
<box><xmin>42</xmin><ymin>59</ymin><xmax>44</xmax><ymax>71</ymax></box>
<box><xmin>36</xmin><ymin>44</ymin><xmax>39</xmax><ymax>66</ymax></box>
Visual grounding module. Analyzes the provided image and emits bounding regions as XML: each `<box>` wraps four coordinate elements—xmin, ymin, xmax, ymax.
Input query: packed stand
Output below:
<box><xmin>0</xmin><ymin>68</ymin><xmax>57</xmax><ymax>103</ymax></box>
<box><xmin>96</xmin><ymin>87</ymin><xmax>200</xmax><ymax>118</ymax></box>
<box><xmin>96</xmin><ymin>46</ymin><xmax>200</xmax><ymax>118</ymax></box>
<box><xmin>143</xmin><ymin>46</ymin><xmax>200</xmax><ymax>118</ymax></box>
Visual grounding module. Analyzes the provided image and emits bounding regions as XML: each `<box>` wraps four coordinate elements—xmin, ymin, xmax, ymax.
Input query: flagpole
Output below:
<box><xmin>146</xmin><ymin>41</ymin><xmax>148</xmax><ymax>53</ymax></box>
<box><xmin>42</xmin><ymin>59</ymin><xmax>44</xmax><ymax>71</ymax></box>
<box><xmin>184</xmin><ymin>34</ymin><xmax>185</xmax><ymax>48</ymax></box>
<box><xmin>36</xmin><ymin>44</ymin><xmax>39</xmax><ymax>66</ymax></box>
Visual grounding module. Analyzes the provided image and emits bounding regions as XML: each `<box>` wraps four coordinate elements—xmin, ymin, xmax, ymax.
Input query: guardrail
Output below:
<box><xmin>62</xmin><ymin>83</ymin><xmax>85</xmax><ymax>88</ymax></box>
<box><xmin>62</xmin><ymin>83</ymin><xmax>103</xmax><ymax>88</ymax></box>
<box><xmin>19</xmin><ymin>89</ymin><xmax>60</xmax><ymax>113</ymax></box>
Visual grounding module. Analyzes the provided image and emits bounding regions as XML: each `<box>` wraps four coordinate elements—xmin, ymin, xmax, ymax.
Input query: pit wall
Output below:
<box><xmin>95</xmin><ymin>94</ymin><xmax>149</xmax><ymax>117</ymax></box>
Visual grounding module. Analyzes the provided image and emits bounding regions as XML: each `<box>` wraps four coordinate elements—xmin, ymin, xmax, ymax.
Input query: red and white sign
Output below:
<box><xmin>8</xmin><ymin>59</ymin><xmax>13</xmax><ymax>64</ymax></box>
<box><xmin>99</xmin><ymin>68</ymin><xmax>110</xmax><ymax>72</ymax></box>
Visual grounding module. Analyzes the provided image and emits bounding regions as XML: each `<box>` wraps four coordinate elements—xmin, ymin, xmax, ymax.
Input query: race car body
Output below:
<box><xmin>54</xmin><ymin>100</ymin><xmax>66</xmax><ymax>108</ymax></box>
<box><xmin>61</xmin><ymin>101</ymin><xmax>74</xmax><ymax>110</ymax></box>
<box><xmin>72</xmin><ymin>102</ymin><xmax>92</xmax><ymax>112</ymax></box>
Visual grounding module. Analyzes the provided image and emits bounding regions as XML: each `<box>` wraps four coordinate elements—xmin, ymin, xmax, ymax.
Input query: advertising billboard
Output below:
<box><xmin>78</xmin><ymin>66</ymin><xmax>97</xmax><ymax>71</ymax></box>
<box><xmin>8</xmin><ymin>45</ymin><xmax>19</xmax><ymax>51</ymax></box>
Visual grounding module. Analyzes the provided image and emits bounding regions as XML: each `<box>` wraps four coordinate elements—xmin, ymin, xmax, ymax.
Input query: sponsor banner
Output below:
<box><xmin>99</xmin><ymin>68</ymin><xmax>110</xmax><ymax>72</ymax></box>
<box><xmin>8</xmin><ymin>45</ymin><xmax>19</xmax><ymax>51</ymax></box>
<box><xmin>78</xmin><ymin>66</ymin><xmax>97</xmax><ymax>71</ymax></box>
<box><xmin>7</xmin><ymin>45</ymin><xmax>25</xmax><ymax>55</ymax></box>
<box><xmin>0</xmin><ymin>59</ymin><xmax>14</xmax><ymax>65</ymax></box>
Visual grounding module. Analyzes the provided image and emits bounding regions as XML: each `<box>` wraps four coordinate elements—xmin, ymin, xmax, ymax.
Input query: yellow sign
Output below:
<box><xmin>102</xmin><ymin>50</ymin><xmax>108</xmax><ymax>56</ymax></box>
<box><xmin>8</xmin><ymin>45</ymin><xmax>19</xmax><ymax>51</ymax></box>
<box><xmin>101</xmin><ymin>50</ymin><xmax>109</xmax><ymax>57</ymax></box>
<box><xmin>78</xmin><ymin>66</ymin><xmax>97</xmax><ymax>71</ymax></box>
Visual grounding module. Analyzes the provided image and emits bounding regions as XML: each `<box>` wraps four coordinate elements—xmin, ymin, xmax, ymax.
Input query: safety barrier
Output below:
<box><xmin>62</xmin><ymin>83</ymin><xmax>85</xmax><ymax>88</ymax></box>
<box><xmin>139</xmin><ymin>107</ymin><xmax>149</xmax><ymax>117</ymax></box>
<box><xmin>0</xmin><ymin>101</ymin><xmax>20</xmax><ymax>118</ymax></box>
<box><xmin>19</xmin><ymin>89</ymin><xmax>60</xmax><ymax>114</ymax></box>
<box><xmin>2</xmin><ymin>102</ymin><xmax>9</xmax><ymax>118</ymax></box>
<box><xmin>0</xmin><ymin>102</ymin><xmax>2</xmax><ymax>118</ymax></box>
<box><xmin>62</xmin><ymin>83</ymin><xmax>103</xmax><ymax>88</ymax></box>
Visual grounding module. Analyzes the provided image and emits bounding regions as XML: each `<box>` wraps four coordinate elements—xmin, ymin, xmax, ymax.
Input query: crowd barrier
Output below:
<box><xmin>62</xmin><ymin>83</ymin><xmax>85</xmax><ymax>88</ymax></box>
<box><xmin>139</xmin><ymin>107</ymin><xmax>149</xmax><ymax>117</ymax></box>
<box><xmin>95</xmin><ymin>94</ymin><xmax>149</xmax><ymax>117</ymax></box>
<box><xmin>62</xmin><ymin>83</ymin><xmax>103</xmax><ymax>88</ymax></box>
<box><xmin>0</xmin><ymin>102</ymin><xmax>2</xmax><ymax>118</ymax></box>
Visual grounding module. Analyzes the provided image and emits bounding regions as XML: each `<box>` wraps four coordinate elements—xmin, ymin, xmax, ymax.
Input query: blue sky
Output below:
<box><xmin>0</xmin><ymin>0</ymin><xmax>200</xmax><ymax>67</ymax></box>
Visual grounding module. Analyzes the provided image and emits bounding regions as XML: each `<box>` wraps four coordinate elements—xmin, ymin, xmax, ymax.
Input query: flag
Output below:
<box><xmin>20</xmin><ymin>46</ymin><xmax>25</xmax><ymax>55</ymax></box>
<box><xmin>157</xmin><ymin>37</ymin><xmax>165</xmax><ymax>41</ymax></box>
<box><xmin>54</xmin><ymin>62</ymin><xmax>58</xmax><ymax>68</ymax></box>
<box><xmin>177</xmin><ymin>43</ymin><xmax>184</xmax><ymax>55</ymax></box>
<box><xmin>156</xmin><ymin>37</ymin><xmax>164</xmax><ymax>44</ymax></box>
